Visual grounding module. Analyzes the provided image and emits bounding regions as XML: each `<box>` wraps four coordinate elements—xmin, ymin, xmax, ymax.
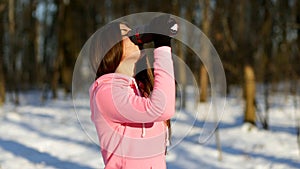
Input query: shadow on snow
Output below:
<box><xmin>0</xmin><ymin>138</ymin><xmax>94</xmax><ymax>169</ymax></box>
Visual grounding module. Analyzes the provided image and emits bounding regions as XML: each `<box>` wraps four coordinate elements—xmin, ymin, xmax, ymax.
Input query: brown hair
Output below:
<box><xmin>135</xmin><ymin>55</ymin><xmax>172</xmax><ymax>145</ymax></box>
<box><xmin>91</xmin><ymin>22</ymin><xmax>171</xmax><ymax>144</ymax></box>
<box><xmin>89</xmin><ymin>22</ymin><xmax>123</xmax><ymax>80</ymax></box>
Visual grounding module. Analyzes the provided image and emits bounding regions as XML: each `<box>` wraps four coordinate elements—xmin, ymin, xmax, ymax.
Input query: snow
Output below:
<box><xmin>0</xmin><ymin>89</ymin><xmax>299</xmax><ymax>169</ymax></box>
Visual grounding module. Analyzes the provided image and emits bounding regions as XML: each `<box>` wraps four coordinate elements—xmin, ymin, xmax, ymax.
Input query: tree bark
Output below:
<box><xmin>30</xmin><ymin>0</ymin><xmax>39</xmax><ymax>85</ymax></box>
<box><xmin>173</xmin><ymin>0</ymin><xmax>187</xmax><ymax>108</ymax></box>
<box><xmin>0</xmin><ymin>2</ymin><xmax>6</xmax><ymax>106</ymax></box>
<box><xmin>177</xmin><ymin>41</ymin><xmax>187</xmax><ymax>108</ymax></box>
<box><xmin>260</xmin><ymin>0</ymin><xmax>273</xmax><ymax>130</ymax></box>
<box><xmin>51</xmin><ymin>0</ymin><xmax>65</xmax><ymax>98</ymax></box>
<box><xmin>297</xmin><ymin>0</ymin><xmax>300</xmax><ymax>57</ymax></box>
<box><xmin>294</xmin><ymin>0</ymin><xmax>300</xmax><ymax>155</ymax></box>
<box><xmin>8</xmin><ymin>0</ymin><xmax>19</xmax><ymax>104</ymax></box>
<box><xmin>199</xmin><ymin>66</ymin><xmax>208</xmax><ymax>102</ymax></box>
<box><xmin>23</xmin><ymin>0</ymin><xmax>38</xmax><ymax>85</ymax></box>
<box><xmin>52</xmin><ymin>0</ymin><xmax>89</xmax><ymax>98</ymax></box>
<box><xmin>233</xmin><ymin>0</ymin><xmax>256</xmax><ymax>125</ymax></box>
<box><xmin>244</xmin><ymin>65</ymin><xmax>256</xmax><ymax>124</ymax></box>
<box><xmin>199</xmin><ymin>0</ymin><xmax>210</xmax><ymax>102</ymax></box>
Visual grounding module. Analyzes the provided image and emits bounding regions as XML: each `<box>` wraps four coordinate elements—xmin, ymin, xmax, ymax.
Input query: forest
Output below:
<box><xmin>0</xmin><ymin>0</ymin><xmax>300</xmax><ymax>168</ymax></box>
<box><xmin>1</xmin><ymin>0</ymin><xmax>300</xmax><ymax>127</ymax></box>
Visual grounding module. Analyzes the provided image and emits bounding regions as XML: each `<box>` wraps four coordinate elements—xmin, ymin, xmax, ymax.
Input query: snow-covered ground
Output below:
<box><xmin>0</xmin><ymin>88</ymin><xmax>299</xmax><ymax>169</ymax></box>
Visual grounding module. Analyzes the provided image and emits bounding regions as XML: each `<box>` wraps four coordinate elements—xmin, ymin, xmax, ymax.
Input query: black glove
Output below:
<box><xmin>148</xmin><ymin>14</ymin><xmax>172</xmax><ymax>48</ymax></box>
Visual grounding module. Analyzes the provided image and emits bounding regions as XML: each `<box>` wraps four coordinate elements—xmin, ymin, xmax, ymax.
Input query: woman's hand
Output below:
<box><xmin>149</xmin><ymin>14</ymin><xmax>172</xmax><ymax>48</ymax></box>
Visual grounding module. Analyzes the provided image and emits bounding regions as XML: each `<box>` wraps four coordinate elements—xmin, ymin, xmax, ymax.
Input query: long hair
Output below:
<box><xmin>135</xmin><ymin>54</ymin><xmax>172</xmax><ymax>145</ymax></box>
<box><xmin>92</xmin><ymin>22</ymin><xmax>171</xmax><ymax>144</ymax></box>
<box><xmin>90</xmin><ymin>22</ymin><xmax>123</xmax><ymax>80</ymax></box>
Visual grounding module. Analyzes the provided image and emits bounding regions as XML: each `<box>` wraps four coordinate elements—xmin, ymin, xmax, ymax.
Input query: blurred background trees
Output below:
<box><xmin>0</xmin><ymin>0</ymin><xmax>299</xmax><ymax>127</ymax></box>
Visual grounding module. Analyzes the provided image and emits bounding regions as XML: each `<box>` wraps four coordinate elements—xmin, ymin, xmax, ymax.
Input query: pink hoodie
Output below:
<box><xmin>89</xmin><ymin>46</ymin><xmax>175</xmax><ymax>169</ymax></box>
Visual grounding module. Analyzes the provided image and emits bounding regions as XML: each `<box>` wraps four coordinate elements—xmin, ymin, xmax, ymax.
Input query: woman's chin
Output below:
<box><xmin>129</xmin><ymin>50</ymin><xmax>142</xmax><ymax>61</ymax></box>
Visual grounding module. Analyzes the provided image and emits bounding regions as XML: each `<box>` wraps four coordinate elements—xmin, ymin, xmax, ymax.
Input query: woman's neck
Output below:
<box><xmin>115</xmin><ymin>59</ymin><xmax>136</xmax><ymax>77</ymax></box>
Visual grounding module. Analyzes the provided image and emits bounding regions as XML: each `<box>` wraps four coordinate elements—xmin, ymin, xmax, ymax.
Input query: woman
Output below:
<box><xmin>89</xmin><ymin>15</ymin><xmax>175</xmax><ymax>169</ymax></box>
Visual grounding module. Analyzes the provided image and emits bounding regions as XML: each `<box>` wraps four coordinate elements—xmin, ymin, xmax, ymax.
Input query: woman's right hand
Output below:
<box><xmin>149</xmin><ymin>14</ymin><xmax>172</xmax><ymax>48</ymax></box>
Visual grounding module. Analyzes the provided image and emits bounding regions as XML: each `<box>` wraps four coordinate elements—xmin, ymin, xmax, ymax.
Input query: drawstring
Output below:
<box><xmin>142</xmin><ymin>123</ymin><xmax>146</xmax><ymax>137</ymax></box>
<box><xmin>165</xmin><ymin>124</ymin><xmax>170</xmax><ymax>146</ymax></box>
<box><xmin>131</xmin><ymin>78</ymin><xmax>145</xmax><ymax>138</ymax></box>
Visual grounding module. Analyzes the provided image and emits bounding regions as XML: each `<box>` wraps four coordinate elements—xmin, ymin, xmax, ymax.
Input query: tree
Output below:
<box><xmin>235</xmin><ymin>0</ymin><xmax>256</xmax><ymax>125</ymax></box>
<box><xmin>259</xmin><ymin>0</ymin><xmax>273</xmax><ymax>129</ymax></box>
<box><xmin>214</xmin><ymin>0</ymin><xmax>256</xmax><ymax>125</ymax></box>
<box><xmin>173</xmin><ymin>0</ymin><xmax>187</xmax><ymax>108</ymax></box>
<box><xmin>199</xmin><ymin>0</ymin><xmax>210</xmax><ymax>102</ymax></box>
<box><xmin>23</xmin><ymin>0</ymin><xmax>38</xmax><ymax>85</ymax></box>
<box><xmin>0</xmin><ymin>1</ymin><xmax>6</xmax><ymax>106</ymax></box>
<box><xmin>298</xmin><ymin>0</ymin><xmax>300</xmax><ymax>52</ymax></box>
<box><xmin>294</xmin><ymin>0</ymin><xmax>300</xmax><ymax>154</ymax></box>
<box><xmin>8</xmin><ymin>0</ymin><xmax>19</xmax><ymax>104</ymax></box>
<box><xmin>244</xmin><ymin>65</ymin><xmax>256</xmax><ymax>125</ymax></box>
<box><xmin>51</xmin><ymin>0</ymin><xmax>97</xmax><ymax>98</ymax></box>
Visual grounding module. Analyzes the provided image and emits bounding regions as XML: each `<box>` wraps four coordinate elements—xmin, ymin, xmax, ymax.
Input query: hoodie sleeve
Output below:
<box><xmin>94</xmin><ymin>46</ymin><xmax>175</xmax><ymax>123</ymax></box>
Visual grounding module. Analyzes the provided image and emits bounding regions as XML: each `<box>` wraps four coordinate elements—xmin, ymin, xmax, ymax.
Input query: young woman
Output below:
<box><xmin>89</xmin><ymin>15</ymin><xmax>175</xmax><ymax>169</ymax></box>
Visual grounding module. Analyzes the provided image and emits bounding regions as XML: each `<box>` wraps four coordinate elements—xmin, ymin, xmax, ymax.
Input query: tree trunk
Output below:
<box><xmin>40</xmin><ymin>0</ymin><xmax>59</xmax><ymax>101</ymax></box>
<box><xmin>23</xmin><ymin>0</ymin><xmax>38</xmax><ymax>85</ymax></box>
<box><xmin>0</xmin><ymin>2</ymin><xmax>6</xmax><ymax>106</ymax></box>
<box><xmin>260</xmin><ymin>0</ymin><xmax>273</xmax><ymax>130</ymax></box>
<box><xmin>297</xmin><ymin>0</ymin><xmax>300</xmax><ymax>56</ymax></box>
<box><xmin>8</xmin><ymin>0</ymin><xmax>19</xmax><ymax>105</ymax></box>
<box><xmin>52</xmin><ymin>0</ymin><xmax>88</xmax><ymax>98</ymax></box>
<box><xmin>199</xmin><ymin>66</ymin><xmax>208</xmax><ymax>102</ymax></box>
<box><xmin>51</xmin><ymin>0</ymin><xmax>65</xmax><ymax>99</ymax></box>
<box><xmin>244</xmin><ymin>65</ymin><xmax>256</xmax><ymax>124</ymax></box>
<box><xmin>199</xmin><ymin>0</ymin><xmax>210</xmax><ymax>102</ymax></box>
<box><xmin>177</xmin><ymin>41</ymin><xmax>187</xmax><ymax>108</ymax></box>
<box><xmin>173</xmin><ymin>0</ymin><xmax>187</xmax><ymax>108</ymax></box>
<box><xmin>294</xmin><ymin>0</ymin><xmax>300</xmax><ymax>155</ymax></box>
<box><xmin>30</xmin><ymin>0</ymin><xmax>39</xmax><ymax>85</ymax></box>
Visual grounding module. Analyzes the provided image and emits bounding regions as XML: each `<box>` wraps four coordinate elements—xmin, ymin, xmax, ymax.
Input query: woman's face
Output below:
<box><xmin>120</xmin><ymin>23</ymin><xmax>141</xmax><ymax>61</ymax></box>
